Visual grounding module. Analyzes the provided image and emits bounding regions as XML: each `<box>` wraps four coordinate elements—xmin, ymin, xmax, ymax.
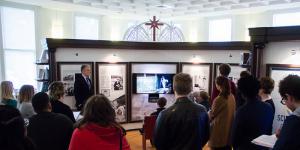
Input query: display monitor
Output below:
<box><xmin>132</xmin><ymin>73</ymin><xmax>175</xmax><ymax>94</ymax></box>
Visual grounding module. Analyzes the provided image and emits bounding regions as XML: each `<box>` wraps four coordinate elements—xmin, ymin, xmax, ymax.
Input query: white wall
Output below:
<box><xmin>261</xmin><ymin>41</ymin><xmax>300</xmax><ymax>76</ymax></box>
<box><xmin>3</xmin><ymin>1</ymin><xmax>300</xmax><ymax>56</ymax></box>
<box><xmin>55</xmin><ymin>48</ymin><xmax>247</xmax><ymax>64</ymax></box>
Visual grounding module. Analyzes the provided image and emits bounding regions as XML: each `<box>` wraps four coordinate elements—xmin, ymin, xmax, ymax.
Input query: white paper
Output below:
<box><xmin>252</xmin><ymin>134</ymin><xmax>277</xmax><ymax>148</ymax></box>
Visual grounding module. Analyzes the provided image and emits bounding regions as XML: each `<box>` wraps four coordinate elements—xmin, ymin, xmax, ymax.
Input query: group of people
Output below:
<box><xmin>153</xmin><ymin>64</ymin><xmax>300</xmax><ymax>150</ymax></box>
<box><xmin>0</xmin><ymin>81</ymin><xmax>131</xmax><ymax>150</ymax></box>
<box><xmin>1</xmin><ymin>63</ymin><xmax>300</xmax><ymax>150</ymax></box>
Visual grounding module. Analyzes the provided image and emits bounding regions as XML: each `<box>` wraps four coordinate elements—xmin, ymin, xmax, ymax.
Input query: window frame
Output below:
<box><xmin>0</xmin><ymin>4</ymin><xmax>38</xmax><ymax>89</ymax></box>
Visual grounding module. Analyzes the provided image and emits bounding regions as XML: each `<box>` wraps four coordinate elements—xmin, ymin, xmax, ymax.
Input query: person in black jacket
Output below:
<box><xmin>150</xmin><ymin>97</ymin><xmax>167</xmax><ymax>116</ymax></box>
<box><xmin>273</xmin><ymin>75</ymin><xmax>300</xmax><ymax>150</ymax></box>
<box><xmin>154</xmin><ymin>73</ymin><xmax>209</xmax><ymax>150</ymax></box>
<box><xmin>0</xmin><ymin>105</ymin><xmax>36</xmax><ymax>150</ymax></box>
<box><xmin>74</xmin><ymin>65</ymin><xmax>94</xmax><ymax>111</ymax></box>
<box><xmin>27</xmin><ymin>92</ymin><xmax>73</xmax><ymax>150</ymax></box>
<box><xmin>259</xmin><ymin>77</ymin><xmax>275</xmax><ymax>116</ymax></box>
<box><xmin>231</xmin><ymin>76</ymin><xmax>273</xmax><ymax>150</ymax></box>
<box><xmin>49</xmin><ymin>81</ymin><xmax>76</xmax><ymax>123</ymax></box>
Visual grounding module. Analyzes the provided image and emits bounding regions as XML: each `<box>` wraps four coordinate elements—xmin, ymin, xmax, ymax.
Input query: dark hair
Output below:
<box><xmin>215</xmin><ymin>76</ymin><xmax>230</xmax><ymax>98</ymax></box>
<box><xmin>219</xmin><ymin>64</ymin><xmax>231</xmax><ymax>76</ymax></box>
<box><xmin>238</xmin><ymin>75</ymin><xmax>260</xmax><ymax>99</ymax></box>
<box><xmin>19</xmin><ymin>85</ymin><xmax>34</xmax><ymax>103</ymax></box>
<box><xmin>200</xmin><ymin>91</ymin><xmax>210</xmax><ymax>101</ymax></box>
<box><xmin>157</xmin><ymin>97</ymin><xmax>167</xmax><ymax>108</ymax></box>
<box><xmin>78</xmin><ymin>95</ymin><xmax>121</xmax><ymax>129</ymax></box>
<box><xmin>240</xmin><ymin>70</ymin><xmax>251</xmax><ymax>78</ymax></box>
<box><xmin>260</xmin><ymin>77</ymin><xmax>275</xmax><ymax>94</ymax></box>
<box><xmin>48</xmin><ymin>81</ymin><xmax>64</xmax><ymax>100</ymax></box>
<box><xmin>81</xmin><ymin>65</ymin><xmax>89</xmax><ymax>72</ymax></box>
<box><xmin>0</xmin><ymin>105</ymin><xmax>27</xmax><ymax>150</ymax></box>
<box><xmin>173</xmin><ymin>73</ymin><xmax>193</xmax><ymax>95</ymax></box>
<box><xmin>279</xmin><ymin>75</ymin><xmax>300</xmax><ymax>101</ymax></box>
<box><xmin>32</xmin><ymin>92</ymin><xmax>50</xmax><ymax>114</ymax></box>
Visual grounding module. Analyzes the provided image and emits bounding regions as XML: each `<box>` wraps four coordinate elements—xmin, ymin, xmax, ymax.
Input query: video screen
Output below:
<box><xmin>132</xmin><ymin>73</ymin><xmax>175</xmax><ymax>94</ymax></box>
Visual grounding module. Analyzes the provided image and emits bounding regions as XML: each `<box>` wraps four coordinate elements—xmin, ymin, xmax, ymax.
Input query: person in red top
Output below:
<box><xmin>211</xmin><ymin>64</ymin><xmax>237</xmax><ymax>105</ymax></box>
<box><xmin>68</xmin><ymin>95</ymin><xmax>131</xmax><ymax>150</ymax></box>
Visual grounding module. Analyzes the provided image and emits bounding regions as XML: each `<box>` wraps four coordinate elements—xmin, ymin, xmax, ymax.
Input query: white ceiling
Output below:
<box><xmin>5</xmin><ymin>0</ymin><xmax>300</xmax><ymax>18</ymax></box>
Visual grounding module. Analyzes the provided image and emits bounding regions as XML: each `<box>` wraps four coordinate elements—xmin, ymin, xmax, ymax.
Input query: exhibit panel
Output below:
<box><xmin>96</xmin><ymin>63</ymin><xmax>128</xmax><ymax>123</ymax></box>
<box><xmin>130</xmin><ymin>63</ymin><xmax>178</xmax><ymax>121</ymax></box>
<box><xmin>180</xmin><ymin>63</ymin><xmax>212</xmax><ymax>94</ymax></box>
<box><xmin>266</xmin><ymin>64</ymin><xmax>300</xmax><ymax>133</ymax></box>
<box><xmin>57</xmin><ymin>62</ymin><xmax>94</xmax><ymax>110</ymax></box>
<box><xmin>214</xmin><ymin>63</ymin><xmax>248</xmax><ymax>86</ymax></box>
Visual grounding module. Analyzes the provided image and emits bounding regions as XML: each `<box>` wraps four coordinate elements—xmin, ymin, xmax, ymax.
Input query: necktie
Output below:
<box><xmin>86</xmin><ymin>77</ymin><xmax>91</xmax><ymax>89</ymax></box>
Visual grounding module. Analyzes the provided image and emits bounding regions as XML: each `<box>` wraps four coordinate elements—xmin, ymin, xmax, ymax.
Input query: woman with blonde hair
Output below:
<box><xmin>1</xmin><ymin>81</ymin><xmax>17</xmax><ymax>108</ymax></box>
<box><xmin>18</xmin><ymin>85</ymin><xmax>36</xmax><ymax>118</ymax></box>
<box><xmin>49</xmin><ymin>81</ymin><xmax>75</xmax><ymax>122</ymax></box>
<box><xmin>69</xmin><ymin>95</ymin><xmax>131</xmax><ymax>150</ymax></box>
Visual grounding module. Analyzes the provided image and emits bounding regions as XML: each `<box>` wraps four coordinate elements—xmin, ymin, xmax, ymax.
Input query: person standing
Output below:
<box><xmin>154</xmin><ymin>73</ymin><xmax>209</xmax><ymax>150</ymax></box>
<box><xmin>211</xmin><ymin>64</ymin><xmax>237</xmax><ymax>105</ymax></box>
<box><xmin>259</xmin><ymin>77</ymin><xmax>275</xmax><ymax>115</ymax></box>
<box><xmin>190</xmin><ymin>91</ymin><xmax>211</xmax><ymax>111</ymax></box>
<box><xmin>273</xmin><ymin>75</ymin><xmax>300</xmax><ymax>150</ymax></box>
<box><xmin>74</xmin><ymin>65</ymin><xmax>94</xmax><ymax>111</ymax></box>
<box><xmin>209</xmin><ymin>76</ymin><xmax>236</xmax><ymax>150</ymax></box>
<box><xmin>231</xmin><ymin>76</ymin><xmax>273</xmax><ymax>150</ymax></box>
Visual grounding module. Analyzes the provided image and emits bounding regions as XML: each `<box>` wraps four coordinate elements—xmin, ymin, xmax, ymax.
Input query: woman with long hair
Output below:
<box><xmin>68</xmin><ymin>94</ymin><xmax>131</xmax><ymax>150</ymax></box>
<box><xmin>1</xmin><ymin>81</ymin><xmax>17</xmax><ymax>108</ymax></box>
<box><xmin>18</xmin><ymin>85</ymin><xmax>36</xmax><ymax>118</ymax></box>
<box><xmin>209</xmin><ymin>76</ymin><xmax>236</xmax><ymax>150</ymax></box>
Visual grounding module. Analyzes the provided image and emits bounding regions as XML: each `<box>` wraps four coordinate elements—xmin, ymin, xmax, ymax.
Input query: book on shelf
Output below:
<box><xmin>38</xmin><ymin>50</ymin><xmax>49</xmax><ymax>63</ymax></box>
<box><xmin>38</xmin><ymin>68</ymin><xmax>49</xmax><ymax>80</ymax></box>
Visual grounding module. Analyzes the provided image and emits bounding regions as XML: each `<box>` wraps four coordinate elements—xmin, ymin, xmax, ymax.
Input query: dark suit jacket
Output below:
<box><xmin>154</xmin><ymin>97</ymin><xmax>209</xmax><ymax>150</ymax></box>
<box><xmin>74</xmin><ymin>74</ymin><xmax>94</xmax><ymax>109</ymax></box>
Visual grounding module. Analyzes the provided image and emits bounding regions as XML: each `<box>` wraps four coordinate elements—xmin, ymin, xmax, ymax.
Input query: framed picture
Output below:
<box><xmin>180</xmin><ymin>63</ymin><xmax>213</xmax><ymax>95</ymax></box>
<box><xmin>266</xmin><ymin>64</ymin><xmax>300</xmax><ymax>133</ymax></box>
<box><xmin>57</xmin><ymin>62</ymin><xmax>94</xmax><ymax>110</ymax></box>
<box><xmin>96</xmin><ymin>62</ymin><xmax>128</xmax><ymax>123</ymax></box>
<box><xmin>213</xmin><ymin>63</ymin><xmax>249</xmax><ymax>86</ymax></box>
<box><xmin>130</xmin><ymin>62</ymin><xmax>179</xmax><ymax>122</ymax></box>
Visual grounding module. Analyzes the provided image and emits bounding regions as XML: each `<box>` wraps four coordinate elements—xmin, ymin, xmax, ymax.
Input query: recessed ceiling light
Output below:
<box><xmin>156</xmin><ymin>4</ymin><xmax>174</xmax><ymax>9</ymax></box>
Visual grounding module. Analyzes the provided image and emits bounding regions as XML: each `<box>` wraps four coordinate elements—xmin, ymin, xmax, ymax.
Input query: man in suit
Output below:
<box><xmin>74</xmin><ymin>65</ymin><xmax>94</xmax><ymax>111</ymax></box>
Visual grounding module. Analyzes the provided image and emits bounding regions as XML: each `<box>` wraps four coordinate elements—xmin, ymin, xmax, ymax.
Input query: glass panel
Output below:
<box><xmin>4</xmin><ymin>50</ymin><xmax>36</xmax><ymax>89</ymax></box>
<box><xmin>1</xmin><ymin>7</ymin><xmax>36</xmax><ymax>50</ymax></box>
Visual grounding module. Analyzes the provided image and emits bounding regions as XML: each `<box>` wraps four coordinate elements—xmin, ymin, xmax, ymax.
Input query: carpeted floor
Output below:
<box><xmin>126</xmin><ymin>130</ymin><xmax>210</xmax><ymax>150</ymax></box>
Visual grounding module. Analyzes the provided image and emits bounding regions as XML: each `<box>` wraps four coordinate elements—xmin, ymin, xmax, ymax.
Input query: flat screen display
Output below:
<box><xmin>132</xmin><ymin>73</ymin><xmax>175</xmax><ymax>94</ymax></box>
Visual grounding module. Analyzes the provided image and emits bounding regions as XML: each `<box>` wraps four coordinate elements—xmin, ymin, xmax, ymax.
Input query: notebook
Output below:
<box><xmin>252</xmin><ymin>134</ymin><xmax>277</xmax><ymax>148</ymax></box>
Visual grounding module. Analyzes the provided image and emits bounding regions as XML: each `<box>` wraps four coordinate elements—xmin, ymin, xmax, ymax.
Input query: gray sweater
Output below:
<box><xmin>18</xmin><ymin>102</ymin><xmax>36</xmax><ymax>118</ymax></box>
